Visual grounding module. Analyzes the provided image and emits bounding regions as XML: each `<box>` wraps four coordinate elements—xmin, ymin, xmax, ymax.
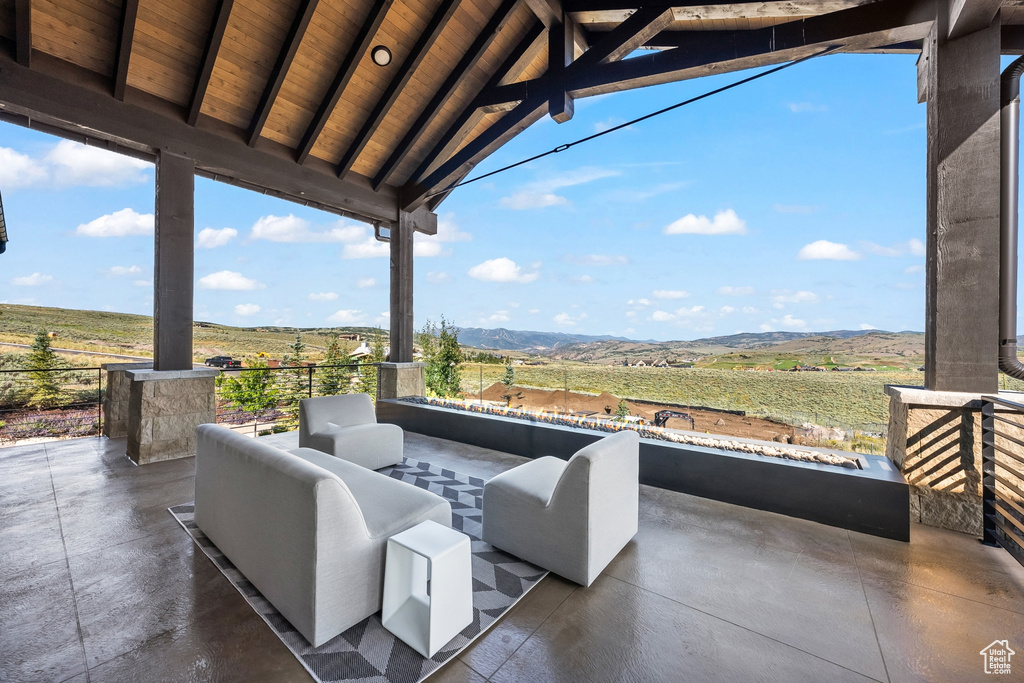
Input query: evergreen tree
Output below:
<box><xmin>422</xmin><ymin>316</ymin><xmax>463</xmax><ymax>398</ymax></box>
<box><xmin>358</xmin><ymin>329</ymin><xmax>387</xmax><ymax>400</ymax></box>
<box><xmin>216</xmin><ymin>355</ymin><xmax>280</xmax><ymax>434</ymax></box>
<box><xmin>27</xmin><ymin>330</ymin><xmax>64</xmax><ymax>408</ymax></box>
<box><xmin>500</xmin><ymin>358</ymin><xmax>523</xmax><ymax>407</ymax></box>
<box><xmin>614</xmin><ymin>398</ymin><xmax>630</xmax><ymax>422</ymax></box>
<box><xmin>280</xmin><ymin>333</ymin><xmax>307</xmax><ymax>428</ymax></box>
<box><xmin>318</xmin><ymin>336</ymin><xmax>353</xmax><ymax>395</ymax></box>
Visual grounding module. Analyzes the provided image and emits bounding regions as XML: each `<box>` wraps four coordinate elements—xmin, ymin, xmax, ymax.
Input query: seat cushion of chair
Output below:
<box><xmin>290</xmin><ymin>447</ymin><xmax>450</xmax><ymax>538</ymax></box>
<box><xmin>484</xmin><ymin>456</ymin><xmax>566</xmax><ymax>507</ymax></box>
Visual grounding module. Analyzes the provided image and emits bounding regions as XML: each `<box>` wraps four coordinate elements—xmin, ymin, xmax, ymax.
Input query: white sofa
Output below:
<box><xmin>481</xmin><ymin>430</ymin><xmax>640</xmax><ymax>587</ymax></box>
<box><xmin>298</xmin><ymin>394</ymin><xmax>403</xmax><ymax>469</ymax></box>
<box><xmin>194</xmin><ymin>423</ymin><xmax>451</xmax><ymax>647</ymax></box>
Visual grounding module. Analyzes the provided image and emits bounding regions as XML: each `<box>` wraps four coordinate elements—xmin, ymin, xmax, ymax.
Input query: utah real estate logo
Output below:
<box><xmin>980</xmin><ymin>640</ymin><xmax>1015</xmax><ymax>675</ymax></box>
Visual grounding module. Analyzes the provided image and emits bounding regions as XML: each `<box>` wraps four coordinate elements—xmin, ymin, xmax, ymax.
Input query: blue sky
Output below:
<box><xmin>0</xmin><ymin>53</ymin><xmax>939</xmax><ymax>341</ymax></box>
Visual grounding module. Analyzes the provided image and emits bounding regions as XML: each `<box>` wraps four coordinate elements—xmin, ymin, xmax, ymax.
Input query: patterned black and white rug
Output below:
<box><xmin>169</xmin><ymin>458</ymin><xmax>547</xmax><ymax>683</ymax></box>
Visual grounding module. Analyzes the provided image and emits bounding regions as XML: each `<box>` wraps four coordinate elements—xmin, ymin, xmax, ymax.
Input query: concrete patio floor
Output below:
<box><xmin>2</xmin><ymin>431</ymin><xmax>1024</xmax><ymax>682</ymax></box>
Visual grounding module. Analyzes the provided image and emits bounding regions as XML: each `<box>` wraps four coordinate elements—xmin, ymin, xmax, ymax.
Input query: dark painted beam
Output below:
<box><xmin>548</xmin><ymin>12</ymin><xmax>575</xmax><ymax>122</ymax></box>
<box><xmin>247</xmin><ymin>0</ymin><xmax>320</xmax><ymax>146</ymax></box>
<box><xmin>372</xmin><ymin>0</ymin><xmax>522</xmax><ymax>190</ymax></box>
<box><xmin>0</xmin><ymin>51</ymin><xmax>401</xmax><ymax>224</ymax></box>
<box><xmin>406</xmin><ymin>21</ymin><xmax>545</xmax><ymax>187</ymax></box>
<box><xmin>1004</xmin><ymin>24</ymin><xmax>1024</xmax><ymax>55</ymax></box>
<box><xmin>564</xmin><ymin>0</ymin><xmax>848</xmax><ymax>11</ymax></box>
<box><xmin>113</xmin><ymin>0</ymin><xmax>140</xmax><ymax>100</ymax></box>
<box><xmin>187</xmin><ymin>0</ymin><xmax>235</xmax><ymax>126</ymax></box>
<box><xmin>525</xmin><ymin>0</ymin><xmax>561</xmax><ymax>27</ymax></box>
<box><xmin>153</xmin><ymin>150</ymin><xmax>195</xmax><ymax>372</ymax></box>
<box><xmin>14</xmin><ymin>0</ymin><xmax>30</xmax><ymax>67</ymax></box>
<box><xmin>296</xmin><ymin>0</ymin><xmax>393</xmax><ymax>164</ymax></box>
<box><xmin>947</xmin><ymin>0</ymin><xmax>1000</xmax><ymax>40</ymax></box>
<box><xmin>572</xmin><ymin>6</ymin><xmax>673</xmax><ymax>68</ymax></box>
<box><xmin>335</xmin><ymin>0</ymin><xmax>462</xmax><ymax>177</ymax></box>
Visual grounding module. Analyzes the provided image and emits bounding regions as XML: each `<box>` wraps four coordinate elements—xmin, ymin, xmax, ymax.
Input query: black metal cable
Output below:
<box><xmin>425</xmin><ymin>45</ymin><xmax>840</xmax><ymax>200</ymax></box>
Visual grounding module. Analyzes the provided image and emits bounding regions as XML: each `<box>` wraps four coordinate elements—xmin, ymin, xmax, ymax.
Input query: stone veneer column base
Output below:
<box><xmin>377</xmin><ymin>363</ymin><xmax>426</xmax><ymax>400</ymax></box>
<box><xmin>124</xmin><ymin>368</ymin><xmax>218</xmax><ymax>464</ymax></box>
<box><xmin>101</xmin><ymin>363</ymin><xmax>153</xmax><ymax>438</ymax></box>
<box><xmin>885</xmin><ymin>385</ymin><xmax>1024</xmax><ymax>535</ymax></box>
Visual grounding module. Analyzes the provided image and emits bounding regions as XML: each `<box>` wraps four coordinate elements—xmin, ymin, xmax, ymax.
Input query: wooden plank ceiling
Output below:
<box><xmin>0</xmin><ymin>0</ymin><xmax>1012</xmax><ymax>218</ymax></box>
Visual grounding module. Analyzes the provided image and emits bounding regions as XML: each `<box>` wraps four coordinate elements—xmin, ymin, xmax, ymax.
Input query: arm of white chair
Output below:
<box><xmin>309</xmin><ymin>422</ymin><xmax>404</xmax><ymax>469</ymax></box>
<box><xmin>484</xmin><ymin>456</ymin><xmax>566</xmax><ymax>507</ymax></box>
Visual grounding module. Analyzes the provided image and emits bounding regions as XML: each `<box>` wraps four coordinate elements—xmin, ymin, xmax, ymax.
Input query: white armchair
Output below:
<box><xmin>298</xmin><ymin>393</ymin><xmax>403</xmax><ymax>469</ymax></box>
<box><xmin>482</xmin><ymin>430</ymin><xmax>640</xmax><ymax>587</ymax></box>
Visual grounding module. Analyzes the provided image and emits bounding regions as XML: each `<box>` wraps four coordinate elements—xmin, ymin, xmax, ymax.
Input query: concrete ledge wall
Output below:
<box><xmin>378</xmin><ymin>400</ymin><xmax>910</xmax><ymax>541</ymax></box>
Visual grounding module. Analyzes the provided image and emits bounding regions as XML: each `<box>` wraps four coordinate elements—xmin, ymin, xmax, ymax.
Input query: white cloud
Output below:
<box><xmin>0</xmin><ymin>147</ymin><xmax>47</xmax><ymax>188</ymax></box>
<box><xmin>106</xmin><ymin>265</ymin><xmax>142</xmax><ymax>276</ymax></box>
<box><xmin>234</xmin><ymin>303</ymin><xmax>260</xmax><ymax>316</ymax></box>
<box><xmin>468</xmin><ymin>257</ymin><xmax>539</xmax><ymax>284</ymax></box>
<box><xmin>653</xmin><ymin>289</ymin><xmax>689</xmax><ymax>299</ymax></box>
<box><xmin>413</xmin><ymin>237</ymin><xmax>447</xmax><ymax>258</ymax></box>
<box><xmin>500</xmin><ymin>167</ymin><xmax>620</xmax><ymax>210</ymax></box>
<box><xmin>859</xmin><ymin>323</ymin><xmax>877</xmax><ymax>330</ymax></box>
<box><xmin>252</xmin><ymin>214</ymin><xmax>364</xmax><ymax>243</ymax></box>
<box><xmin>606</xmin><ymin>182</ymin><xmax>690</xmax><ymax>203</ymax></box>
<box><xmin>434</xmin><ymin>216</ymin><xmax>473</xmax><ymax>242</ymax></box>
<box><xmin>798</xmin><ymin>240</ymin><xmax>861</xmax><ymax>261</ymax></box>
<box><xmin>565</xmin><ymin>254</ymin><xmax>629</xmax><ymax>266</ymax></box>
<box><xmin>908</xmin><ymin>238</ymin><xmax>925</xmax><ymax>256</ymax></box>
<box><xmin>780</xmin><ymin>314</ymin><xmax>807</xmax><ymax>328</ymax></box>
<box><xmin>763</xmin><ymin>314</ymin><xmax>808</xmax><ymax>330</ymax></box>
<box><xmin>343</xmin><ymin>237</ymin><xmax>390</xmax><ymax>259</ymax></box>
<box><xmin>572</xmin><ymin>275</ymin><xmax>595</xmax><ymax>284</ymax></box>
<box><xmin>553</xmin><ymin>312</ymin><xmax>587</xmax><ymax>327</ymax></box>
<box><xmin>11</xmin><ymin>273</ymin><xmax>53</xmax><ymax>286</ymax></box>
<box><xmin>717</xmin><ymin>286</ymin><xmax>754</xmax><ymax>296</ymax></box>
<box><xmin>357</xmin><ymin>278</ymin><xmax>376</xmax><ymax>289</ymax></box>
<box><xmin>742</xmin><ymin>306</ymin><xmax>759</xmax><ymax>314</ymax></box>
<box><xmin>426</xmin><ymin>271</ymin><xmax>451</xmax><ymax>285</ymax></box>
<box><xmin>133</xmin><ymin>280</ymin><xmax>149</xmax><ymax>287</ymax></box>
<box><xmin>862</xmin><ymin>239</ymin><xmax>925</xmax><ymax>258</ymax></box>
<box><xmin>650</xmin><ymin>310</ymin><xmax>674</xmax><ymax>322</ymax></box>
<box><xmin>196</xmin><ymin>227</ymin><xmax>238</xmax><ymax>249</ymax></box>
<box><xmin>788</xmin><ymin>102</ymin><xmax>828</xmax><ymax>113</ymax></box>
<box><xmin>773</xmin><ymin>204</ymin><xmax>820</xmax><ymax>214</ymax></box>
<box><xmin>76</xmin><ymin>208</ymin><xmax>154</xmax><ymax>237</ymax></box>
<box><xmin>487</xmin><ymin>311</ymin><xmax>510</xmax><ymax>323</ymax></box>
<box><xmin>528</xmin><ymin>308</ymin><xmax>540</xmax><ymax>314</ymax></box>
<box><xmin>627</xmin><ymin>298</ymin><xmax>652</xmax><ymax>307</ymax></box>
<box><xmin>46</xmin><ymin>141</ymin><xmax>150</xmax><ymax>187</ymax></box>
<box><xmin>664</xmin><ymin>209</ymin><xmax>746</xmax><ymax>235</ymax></box>
<box><xmin>308</xmin><ymin>292</ymin><xmax>338</xmax><ymax>301</ymax></box>
<box><xmin>904</xmin><ymin>264</ymin><xmax>923</xmax><ymax>274</ymax></box>
<box><xmin>327</xmin><ymin>309</ymin><xmax>365</xmax><ymax>325</ymax></box>
<box><xmin>197</xmin><ymin>270</ymin><xmax>264</xmax><ymax>291</ymax></box>
<box><xmin>720</xmin><ymin>306</ymin><xmax>736</xmax><ymax>314</ymax></box>
<box><xmin>771</xmin><ymin>290</ymin><xmax>820</xmax><ymax>306</ymax></box>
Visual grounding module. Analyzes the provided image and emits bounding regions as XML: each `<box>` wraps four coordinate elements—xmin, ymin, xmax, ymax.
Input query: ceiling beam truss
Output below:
<box><xmin>113</xmin><ymin>0</ymin><xmax>140</xmax><ymax>100</ymax></box>
<box><xmin>187</xmin><ymin>0</ymin><xmax>235</xmax><ymax>126</ymax></box>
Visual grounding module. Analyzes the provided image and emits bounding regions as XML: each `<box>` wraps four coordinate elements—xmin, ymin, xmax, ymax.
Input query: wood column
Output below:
<box><xmin>390</xmin><ymin>213</ymin><xmax>415</xmax><ymax>363</ymax></box>
<box><xmin>153</xmin><ymin>150</ymin><xmax>195</xmax><ymax>371</ymax></box>
<box><xmin>924</xmin><ymin>8</ymin><xmax>1001</xmax><ymax>392</ymax></box>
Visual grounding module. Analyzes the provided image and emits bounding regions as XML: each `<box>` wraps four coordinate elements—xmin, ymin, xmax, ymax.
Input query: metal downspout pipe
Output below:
<box><xmin>999</xmin><ymin>56</ymin><xmax>1024</xmax><ymax>380</ymax></box>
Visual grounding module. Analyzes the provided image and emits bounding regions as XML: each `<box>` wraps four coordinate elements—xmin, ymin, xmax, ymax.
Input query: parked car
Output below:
<box><xmin>205</xmin><ymin>356</ymin><xmax>241</xmax><ymax>368</ymax></box>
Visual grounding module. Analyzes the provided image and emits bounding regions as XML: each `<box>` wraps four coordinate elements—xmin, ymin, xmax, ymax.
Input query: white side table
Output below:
<box><xmin>382</xmin><ymin>520</ymin><xmax>473</xmax><ymax>658</ymax></box>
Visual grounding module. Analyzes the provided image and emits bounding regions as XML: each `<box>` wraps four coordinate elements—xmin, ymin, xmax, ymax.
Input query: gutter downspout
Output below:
<box><xmin>999</xmin><ymin>56</ymin><xmax>1024</xmax><ymax>380</ymax></box>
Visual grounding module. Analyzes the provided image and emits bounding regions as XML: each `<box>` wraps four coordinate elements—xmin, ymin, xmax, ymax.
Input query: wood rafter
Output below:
<box><xmin>187</xmin><ymin>0</ymin><xmax>235</xmax><ymax>126</ymax></box>
<box><xmin>372</xmin><ymin>0</ymin><xmax>523</xmax><ymax>191</ymax></box>
<box><xmin>248</xmin><ymin>0</ymin><xmax>320</xmax><ymax>147</ymax></box>
<box><xmin>548</xmin><ymin>10</ymin><xmax>575</xmax><ymax>122</ymax></box>
<box><xmin>297</xmin><ymin>0</ymin><xmax>394</xmax><ymax>164</ymax></box>
<box><xmin>113</xmin><ymin>0</ymin><xmax>140</xmax><ymax>100</ymax></box>
<box><xmin>15</xmin><ymin>0</ymin><xmax>31</xmax><ymax>67</ymax></box>
<box><xmin>406</xmin><ymin>21</ymin><xmax>546</xmax><ymax>189</ymax></box>
<box><xmin>564</xmin><ymin>0</ymin><xmax>856</xmax><ymax>13</ymax></box>
<box><xmin>335</xmin><ymin>0</ymin><xmax>464</xmax><ymax>177</ymax></box>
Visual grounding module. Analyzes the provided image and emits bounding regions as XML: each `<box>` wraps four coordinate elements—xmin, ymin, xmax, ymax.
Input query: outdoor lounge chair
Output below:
<box><xmin>481</xmin><ymin>430</ymin><xmax>640</xmax><ymax>586</ymax></box>
<box><xmin>298</xmin><ymin>394</ymin><xmax>403</xmax><ymax>469</ymax></box>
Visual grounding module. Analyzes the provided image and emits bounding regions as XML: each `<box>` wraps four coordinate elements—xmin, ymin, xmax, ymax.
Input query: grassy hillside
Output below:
<box><xmin>0</xmin><ymin>304</ymin><xmax>381</xmax><ymax>361</ymax></box>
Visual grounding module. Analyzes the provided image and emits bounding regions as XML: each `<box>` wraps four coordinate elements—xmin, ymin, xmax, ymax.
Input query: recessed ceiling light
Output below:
<box><xmin>371</xmin><ymin>46</ymin><xmax>392</xmax><ymax>67</ymax></box>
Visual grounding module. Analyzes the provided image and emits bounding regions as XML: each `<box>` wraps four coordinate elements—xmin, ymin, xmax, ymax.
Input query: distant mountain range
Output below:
<box><xmin>457</xmin><ymin>326</ymin><xmax>922</xmax><ymax>354</ymax></box>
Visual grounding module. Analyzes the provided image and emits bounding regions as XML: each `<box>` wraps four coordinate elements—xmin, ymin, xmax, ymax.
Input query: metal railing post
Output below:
<box><xmin>97</xmin><ymin>367</ymin><xmax>102</xmax><ymax>436</ymax></box>
<box><xmin>308</xmin><ymin>366</ymin><xmax>314</xmax><ymax>398</ymax></box>
<box><xmin>982</xmin><ymin>399</ymin><xmax>1000</xmax><ymax>547</ymax></box>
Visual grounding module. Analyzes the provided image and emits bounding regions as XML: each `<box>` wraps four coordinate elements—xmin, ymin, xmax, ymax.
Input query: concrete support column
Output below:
<box><xmin>923</xmin><ymin>10</ymin><xmax>1001</xmax><ymax>392</ymax></box>
<box><xmin>154</xmin><ymin>150</ymin><xmax>195</xmax><ymax>371</ymax></box>
<box><xmin>390</xmin><ymin>213</ymin><xmax>415</xmax><ymax>364</ymax></box>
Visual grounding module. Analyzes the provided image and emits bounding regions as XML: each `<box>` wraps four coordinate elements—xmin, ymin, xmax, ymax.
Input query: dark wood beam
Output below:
<box><xmin>548</xmin><ymin>11</ymin><xmax>575</xmax><ymax>122</ymax></box>
<box><xmin>1003</xmin><ymin>24</ymin><xmax>1024</xmax><ymax>55</ymax></box>
<box><xmin>248</xmin><ymin>0</ymin><xmax>320</xmax><ymax>146</ymax></box>
<box><xmin>0</xmin><ymin>50</ymin><xmax>401</xmax><ymax>225</ymax></box>
<box><xmin>406</xmin><ymin>21</ymin><xmax>545</xmax><ymax>186</ymax></box>
<box><xmin>335</xmin><ymin>0</ymin><xmax>463</xmax><ymax>177</ymax></box>
<box><xmin>485</xmin><ymin>0</ymin><xmax>934</xmax><ymax>105</ymax></box>
<box><xmin>525</xmin><ymin>0</ymin><xmax>562</xmax><ymax>27</ymax></box>
<box><xmin>573</xmin><ymin>6</ymin><xmax>673</xmax><ymax>67</ymax></box>
<box><xmin>372</xmin><ymin>0</ymin><xmax>522</xmax><ymax>190</ymax></box>
<box><xmin>296</xmin><ymin>0</ymin><xmax>393</xmax><ymax>164</ymax></box>
<box><xmin>113</xmin><ymin>0</ymin><xmax>140</xmax><ymax>100</ymax></box>
<box><xmin>948</xmin><ymin>0</ymin><xmax>1000</xmax><ymax>40</ymax></box>
<box><xmin>14</xmin><ymin>0</ymin><xmax>30</xmax><ymax>68</ymax></box>
<box><xmin>402</xmin><ymin>96</ymin><xmax>548</xmax><ymax>211</ymax></box>
<box><xmin>564</xmin><ymin>0</ymin><xmax>859</xmax><ymax>13</ymax></box>
<box><xmin>187</xmin><ymin>0</ymin><xmax>234</xmax><ymax>126</ymax></box>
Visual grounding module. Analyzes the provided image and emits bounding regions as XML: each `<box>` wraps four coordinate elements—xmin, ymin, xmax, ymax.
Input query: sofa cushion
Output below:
<box><xmin>289</xmin><ymin>447</ymin><xmax>451</xmax><ymax>538</ymax></box>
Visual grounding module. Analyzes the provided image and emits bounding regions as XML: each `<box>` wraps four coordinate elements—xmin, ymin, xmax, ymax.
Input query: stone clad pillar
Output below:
<box><xmin>125</xmin><ymin>368</ymin><xmax>217</xmax><ymax>464</ymax></box>
<box><xmin>923</xmin><ymin>10</ymin><xmax>1001</xmax><ymax>393</ymax></box>
<box><xmin>154</xmin><ymin>150</ymin><xmax>195</xmax><ymax>371</ymax></box>
<box><xmin>377</xmin><ymin>362</ymin><xmax>426</xmax><ymax>400</ymax></box>
<box><xmin>101</xmin><ymin>362</ymin><xmax>152</xmax><ymax>438</ymax></box>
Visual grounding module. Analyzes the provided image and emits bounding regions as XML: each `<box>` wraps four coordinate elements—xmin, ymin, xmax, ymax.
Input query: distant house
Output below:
<box><xmin>652</xmin><ymin>359</ymin><xmax>669</xmax><ymax>368</ymax></box>
<box><xmin>632</xmin><ymin>359</ymin><xmax>654</xmax><ymax>367</ymax></box>
<box><xmin>350</xmin><ymin>342</ymin><xmax>372</xmax><ymax>360</ymax></box>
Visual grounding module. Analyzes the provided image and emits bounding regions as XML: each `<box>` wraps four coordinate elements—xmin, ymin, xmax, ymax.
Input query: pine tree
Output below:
<box><xmin>358</xmin><ymin>329</ymin><xmax>387</xmax><ymax>401</ymax></box>
<box><xmin>318</xmin><ymin>336</ymin><xmax>353</xmax><ymax>395</ymax></box>
<box><xmin>614</xmin><ymin>399</ymin><xmax>630</xmax><ymax>422</ymax></box>
<box><xmin>27</xmin><ymin>330</ymin><xmax>64</xmax><ymax>408</ymax></box>
<box><xmin>422</xmin><ymin>316</ymin><xmax>463</xmax><ymax>398</ymax></box>
<box><xmin>500</xmin><ymin>358</ymin><xmax>523</xmax><ymax>407</ymax></box>
<box><xmin>280</xmin><ymin>333</ymin><xmax>307</xmax><ymax>428</ymax></box>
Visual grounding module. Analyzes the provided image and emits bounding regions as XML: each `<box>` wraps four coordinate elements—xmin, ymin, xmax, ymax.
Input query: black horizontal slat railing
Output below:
<box><xmin>0</xmin><ymin>366</ymin><xmax>103</xmax><ymax>443</ymax></box>
<box><xmin>981</xmin><ymin>395</ymin><xmax>1024</xmax><ymax>566</ymax></box>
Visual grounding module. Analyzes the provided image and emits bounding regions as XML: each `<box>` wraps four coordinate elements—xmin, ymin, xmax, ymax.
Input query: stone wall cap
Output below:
<box><xmin>378</xmin><ymin>362</ymin><xmax>427</xmax><ymax>369</ymax></box>
<box><xmin>125</xmin><ymin>368</ymin><xmax>219</xmax><ymax>381</ymax></box>
<box><xmin>101</xmin><ymin>362</ymin><xmax>154</xmax><ymax>371</ymax></box>
<box><xmin>885</xmin><ymin>384</ymin><xmax>1024</xmax><ymax>408</ymax></box>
